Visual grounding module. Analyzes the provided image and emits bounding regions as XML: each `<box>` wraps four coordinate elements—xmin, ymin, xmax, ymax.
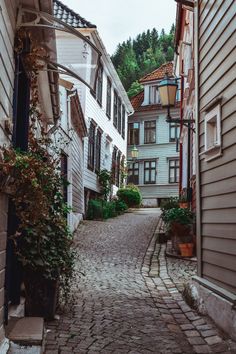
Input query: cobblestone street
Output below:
<box><xmin>45</xmin><ymin>210</ymin><xmax>236</xmax><ymax>354</ymax></box>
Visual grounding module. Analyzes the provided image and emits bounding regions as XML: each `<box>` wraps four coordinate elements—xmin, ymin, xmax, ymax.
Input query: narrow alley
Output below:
<box><xmin>45</xmin><ymin>210</ymin><xmax>235</xmax><ymax>354</ymax></box>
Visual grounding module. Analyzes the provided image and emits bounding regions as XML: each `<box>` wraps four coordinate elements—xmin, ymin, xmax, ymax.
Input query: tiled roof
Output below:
<box><xmin>139</xmin><ymin>62</ymin><xmax>174</xmax><ymax>83</ymax></box>
<box><xmin>130</xmin><ymin>88</ymin><xmax>180</xmax><ymax>112</ymax></box>
<box><xmin>130</xmin><ymin>91</ymin><xmax>144</xmax><ymax>110</ymax></box>
<box><xmin>53</xmin><ymin>0</ymin><xmax>96</xmax><ymax>28</ymax></box>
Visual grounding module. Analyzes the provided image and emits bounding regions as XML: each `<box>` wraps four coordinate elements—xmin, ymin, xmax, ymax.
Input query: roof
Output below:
<box><xmin>139</xmin><ymin>62</ymin><xmax>174</xmax><ymax>83</ymax></box>
<box><xmin>130</xmin><ymin>90</ymin><xmax>167</xmax><ymax>112</ymax></box>
<box><xmin>53</xmin><ymin>0</ymin><xmax>96</xmax><ymax>28</ymax></box>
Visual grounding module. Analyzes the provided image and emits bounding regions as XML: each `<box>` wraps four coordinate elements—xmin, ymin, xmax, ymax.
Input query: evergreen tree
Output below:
<box><xmin>111</xmin><ymin>25</ymin><xmax>175</xmax><ymax>95</ymax></box>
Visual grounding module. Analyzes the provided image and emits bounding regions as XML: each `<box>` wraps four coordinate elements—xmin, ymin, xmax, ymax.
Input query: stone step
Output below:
<box><xmin>6</xmin><ymin>317</ymin><xmax>45</xmax><ymax>354</ymax></box>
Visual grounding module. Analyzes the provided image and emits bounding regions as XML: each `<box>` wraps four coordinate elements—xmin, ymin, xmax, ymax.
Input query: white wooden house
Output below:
<box><xmin>54</xmin><ymin>79</ymin><xmax>87</xmax><ymax>232</ymax></box>
<box><xmin>53</xmin><ymin>0</ymin><xmax>133</xmax><ymax>210</ymax></box>
<box><xmin>0</xmin><ymin>0</ymin><xmax>61</xmax><ymax>351</ymax></box>
<box><xmin>128</xmin><ymin>62</ymin><xmax>180</xmax><ymax>207</ymax></box>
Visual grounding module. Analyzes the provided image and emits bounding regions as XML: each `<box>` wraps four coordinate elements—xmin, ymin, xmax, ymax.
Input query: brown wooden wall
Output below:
<box><xmin>198</xmin><ymin>0</ymin><xmax>236</xmax><ymax>294</ymax></box>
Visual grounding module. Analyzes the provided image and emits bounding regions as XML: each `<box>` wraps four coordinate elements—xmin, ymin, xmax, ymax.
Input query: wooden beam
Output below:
<box><xmin>175</xmin><ymin>0</ymin><xmax>194</xmax><ymax>8</ymax></box>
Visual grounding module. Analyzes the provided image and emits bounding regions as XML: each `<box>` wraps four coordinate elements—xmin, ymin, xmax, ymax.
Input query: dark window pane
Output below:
<box><xmin>106</xmin><ymin>78</ymin><xmax>111</xmax><ymax>118</ymax></box>
<box><xmin>96</xmin><ymin>65</ymin><xmax>103</xmax><ymax>105</ymax></box>
<box><xmin>144</xmin><ymin>120</ymin><xmax>156</xmax><ymax>144</ymax></box>
<box><xmin>113</xmin><ymin>91</ymin><xmax>118</xmax><ymax>127</ymax></box>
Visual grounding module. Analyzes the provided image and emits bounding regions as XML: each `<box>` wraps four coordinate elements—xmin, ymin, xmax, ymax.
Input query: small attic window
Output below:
<box><xmin>149</xmin><ymin>85</ymin><xmax>160</xmax><ymax>104</ymax></box>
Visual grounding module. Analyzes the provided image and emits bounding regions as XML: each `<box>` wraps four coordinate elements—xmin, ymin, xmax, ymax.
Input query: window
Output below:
<box><xmin>111</xmin><ymin>147</ymin><xmax>117</xmax><ymax>184</ymax></box>
<box><xmin>60</xmin><ymin>152</ymin><xmax>68</xmax><ymax>203</ymax></box>
<box><xmin>204</xmin><ymin>104</ymin><xmax>221</xmax><ymax>153</ymax></box>
<box><xmin>118</xmin><ymin>98</ymin><xmax>122</xmax><ymax>133</ymax></box>
<box><xmin>169</xmin><ymin>159</ymin><xmax>179</xmax><ymax>183</ymax></box>
<box><xmin>87</xmin><ymin>122</ymin><xmax>96</xmax><ymax>170</ymax></box>
<box><xmin>106</xmin><ymin>78</ymin><xmax>112</xmax><ymax>118</ymax></box>
<box><xmin>116</xmin><ymin>151</ymin><xmax>121</xmax><ymax>187</ymax></box>
<box><xmin>169</xmin><ymin>124</ymin><xmax>180</xmax><ymax>142</ymax></box>
<box><xmin>144</xmin><ymin>120</ymin><xmax>156</xmax><ymax>144</ymax></box>
<box><xmin>149</xmin><ymin>85</ymin><xmax>160</xmax><ymax>104</ymax></box>
<box><xmin>113</xmin><ymin>90</ymin><xmax>118</xmax><ymax>128</ymax></box>
<box><xmin>122</xmin><ymin>105</ymin><xmax>126</xmax><ymax>139</ymax></box>
<box><xmin>95</xmin><ymin>129</ymin><xmax>102</xmax><ymax>172</ymax></box>
<box><xmin>128</xmin><ymin>122</ymin><xmax>139</xmax><ymax>145</ymax></box>
<box><xmin>96</xmin><ymin>65</ymin><xmax>103</xmax><ymax>105</ymax></box>
<box><xmin>144</xmin><ymin>161</ymin><xmax>156</xmax><ymax>184</ymax></box>
<box><xmin>128</xmin><ymin>162</ymin><xmax>139</xmax><ymax>185</ymax></box>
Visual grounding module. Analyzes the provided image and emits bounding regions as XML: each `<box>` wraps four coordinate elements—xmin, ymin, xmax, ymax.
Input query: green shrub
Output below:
<box><xmin>163</xmin><ymin>207</ymin><xmax>195</xmax><ymax>226</ymax></box>
<box><xmin>87</xmin><ymin>199</ymin><xmax>129</xmax><ymax>220</ymax></box>
<box><xmin>117</xmin><ymin>186</ymin><xmax>142</xmax><ymax>207</ymax></box>
<box><xmin>161</xmin><ymin>197</ymin><xmax>179</xmax><ymax>212</ymax></box>
<box><xmin>115</xmin><ymin>200</ymin><xmax>128</xmax><ymax>213</ymax></box>
<box><xmin>87</xmin><ymin>199</ymin><xmax>104</xmax><ymax>220</ymax></box>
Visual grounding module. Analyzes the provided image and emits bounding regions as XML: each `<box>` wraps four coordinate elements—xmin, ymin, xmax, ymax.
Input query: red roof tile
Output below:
<box><xmin>130</xmin><ymin>91</ymin><xmax>144</xmax><ymax>111</ymax></box>
<box><xmin>139</xmin><ymin>62</ymin><xmax>174</xmax><ymax>83</ymax></box>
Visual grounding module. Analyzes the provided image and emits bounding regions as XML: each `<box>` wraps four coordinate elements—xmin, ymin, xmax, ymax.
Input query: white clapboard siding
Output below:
<box><xmin>56</xmin><ymin>31</ymin><xmax>130</xmax><ymax>195</ymax></box>
<box><xmin>128</xmin><ymin>108</ymin><xmax>179</xmax><ymax>201</ymax></box>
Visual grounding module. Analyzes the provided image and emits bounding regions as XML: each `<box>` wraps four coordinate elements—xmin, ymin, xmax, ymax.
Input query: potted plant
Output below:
<box><xmin>178</xmin><ymin>195</ymin><xmax>188</xmax><ymax>208</ymax></box>
<box><xmin>163</xmin><ymin>207</ymin><xmax>195</xmax><ymax>257</ymax></box>
<box><xmin>0</xmin><ymin>132</ymin><xmax>75</xmax><ymax>319</ymax></box>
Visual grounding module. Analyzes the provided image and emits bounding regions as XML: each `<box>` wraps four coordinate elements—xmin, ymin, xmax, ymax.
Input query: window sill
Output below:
<box><xmin>200</xmin><ymin>145</ymin><xmax>222</xmax><ymax>162</ymax></box>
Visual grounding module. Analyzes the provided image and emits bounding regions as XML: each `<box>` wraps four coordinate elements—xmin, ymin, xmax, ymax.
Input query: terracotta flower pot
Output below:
<box><xmin>179</xmin><ymin>202</ymin><xmax>188</xmax><ymax>208</ymax></box>
<box><xmin>179</xmin><ymin>243</ymin><xmax>194</xmax><ymax>257</ymax></box>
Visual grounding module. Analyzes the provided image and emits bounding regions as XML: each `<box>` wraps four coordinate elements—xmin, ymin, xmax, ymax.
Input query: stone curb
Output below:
<box><xmin>141</xmin><ymin>221</ymin><xmax>236</xmax><ymax>354</ymax></box>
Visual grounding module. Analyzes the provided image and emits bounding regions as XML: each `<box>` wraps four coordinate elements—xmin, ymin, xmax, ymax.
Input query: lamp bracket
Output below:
<box><xmin>166</xmin><ymin>118</ymin><xmax>195</xmax><ymax>132</ymax></box>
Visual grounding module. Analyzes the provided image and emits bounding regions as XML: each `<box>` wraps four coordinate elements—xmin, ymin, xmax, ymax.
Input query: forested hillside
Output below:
<box><xmin>111</xmin><ymin>26</ymin><xmax>175</xmax><ymax>97</ymax></box>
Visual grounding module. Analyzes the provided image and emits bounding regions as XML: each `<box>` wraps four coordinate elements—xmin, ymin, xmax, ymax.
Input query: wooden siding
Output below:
<box><xmin>0</xmin><ymin>0</ymin><xmax>18</xmax><ymax>344</ymax></box>
<box><xmin>128</xmin><ymin>109</ymin><xmax>179</xmax><ymax>200</ymax></box>
<box><xmin>198</xmin><ymin>0</ymin><xmax>236</xmax><ymax>294</ymax></box>
<box><xmin>56</xmin><ymin>31</ymin><xmax>129</xmax><ymax>194</ymax></box>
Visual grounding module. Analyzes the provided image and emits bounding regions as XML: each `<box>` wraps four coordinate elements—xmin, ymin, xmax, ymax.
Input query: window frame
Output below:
<box><xmin>87</xmin><ymin>122</ymin><xmax>96</xmax><ymax>171</ymax></box>
<box><xmin>144</xmin><ymin>120</ymin><xmax>156</xmax><ymax>144</ymax></box>
<box><xmin>169</xmin><ymin>123</ymin><xmax>180</xmax><ymax>142</ymax></box>
<box><xmin>118</xmin><ymin>97</ymin><xmax>122</xmax><ymax>133</ymax></box>
<box><xmin>144</xmin><ymin>160</ymin><xmax>156</xmax><ymax>184</ymax></box>
<box><xmin>169</xmin><ymin>159</ymin><xmax>179</xmax><ymax>184</ymax></box>
<box><xmin>113</xmin><ymin>90</ymin><xmax>118</xmax><ymax>128</ymax></box>
<box><xmin>122</xmin><ymin>105</ymin><xmax>126</xmax><ymax>139</ymax></box>
<box><xmin>106</xmin><ymin>77</ymin><xmax>112</xmax><ymax>118</ymax></box>
<box><xmin>96</xmin><ymin>65</ymin><xmax>103</xmax><ymax>105</ymax></box>
<box><xmin>128</xmin><ymin>122</ymin><xmax>139</xmax><ymax>145</ymax></box>
<box><xmin>127</xmin><ymin>162</ymin><xmax>139</xmax><ymax>185</ymax></box>
<box><xmin>95</xmin><ymin>129</ymin><xmax>102</xmax><ymax>173</ymax></box>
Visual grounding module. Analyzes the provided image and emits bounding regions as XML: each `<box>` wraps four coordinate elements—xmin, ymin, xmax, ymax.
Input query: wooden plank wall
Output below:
<box><xmin>0</xmin><ymin>0</ymin><xmax>17</xmax><ymax>344</ymax></box>
<box><xmin>198</xmin><ymin>0</ymin><xmax>236</xmax><ymax>294</ymax></box>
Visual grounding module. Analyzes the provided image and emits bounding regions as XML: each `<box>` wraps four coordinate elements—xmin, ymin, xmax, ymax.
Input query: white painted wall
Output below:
<box><xmin>56</xmin><ymin>29</ymin><xmax>132</xmax><ymax>197</ymax></box>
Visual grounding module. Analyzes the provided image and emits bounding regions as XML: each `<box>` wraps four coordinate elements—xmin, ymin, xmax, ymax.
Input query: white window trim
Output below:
<box><xmin>204</xmin><ymin>104</ymin><xmax>221</xmax><ymax>156</ymax></box>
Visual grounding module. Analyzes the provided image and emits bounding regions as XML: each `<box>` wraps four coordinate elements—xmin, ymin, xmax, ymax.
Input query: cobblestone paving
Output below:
<box><xmin>166</xmin><ymin>251</ymin><xmax>197</xmax><ymax>293</ymax></box>
<box><xmin>45</xmin><ymin>210</ymin><xmax>236</xmax><ymax>354</ymax></box>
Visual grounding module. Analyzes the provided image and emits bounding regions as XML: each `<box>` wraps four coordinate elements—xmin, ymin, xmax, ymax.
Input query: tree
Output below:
<box><xmin>127</xmin><ymin>81</ymin><xmax>143</xmax><ymax>98</ymax></box>
<box><xmin>111</xmin><ymin>25</ymin><xmax>175</xmax><ymax>94</ymax></box>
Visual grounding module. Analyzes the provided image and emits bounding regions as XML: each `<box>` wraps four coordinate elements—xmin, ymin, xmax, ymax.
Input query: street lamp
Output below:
<box><xmin>131</xmin><ymin>145</ymin><xmax>138</xmax><ymax>160</ymax></box>
<box><xmin>158</xmin><ymin>73</ymin><xmax>195</xmax><ymax>129</ymax></box>
<box><xmin>158</xmin><ymin>74</ymin><xmax>178</xmax><ymax>123</ymax></box>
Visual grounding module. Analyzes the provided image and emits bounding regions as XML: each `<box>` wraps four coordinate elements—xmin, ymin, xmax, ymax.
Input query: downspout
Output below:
<box><xmin>194</xmin><ymin>0</ymin><xmax>202</xmax><ymax>277</ymax></box>
<box><xmin>66</xmin><ymin>89</ymin><xmax>77</xmax><ymax>228</ymax></box>
<box><xmin>179</xmin><ymin>60</ymin><xmax>184</xmax><ymax>195</ymax></box>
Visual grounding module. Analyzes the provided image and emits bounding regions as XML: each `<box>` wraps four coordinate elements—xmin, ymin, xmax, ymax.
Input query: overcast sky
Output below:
<box><xmin>62</xmin><ymin>0</ymin><xmax>177</xmax><ymax>55</ymax></box>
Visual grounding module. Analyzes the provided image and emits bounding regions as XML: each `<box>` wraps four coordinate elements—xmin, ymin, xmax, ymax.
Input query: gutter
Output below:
<box><xmin>194</xmin><ymin>0</ymin><xmax>202</xmax><ymax>277</ymax></box>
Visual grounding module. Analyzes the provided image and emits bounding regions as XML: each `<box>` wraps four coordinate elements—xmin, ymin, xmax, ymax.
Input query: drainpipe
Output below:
<box><xmin>179</xmin><ymin>60</ymin><xmax>184</xmax><ymax>195</ymax></box>
<box><xmin>194</xmin><ymin>1</ymin><xmax>202</xmax><ymax>277</ymax></box>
